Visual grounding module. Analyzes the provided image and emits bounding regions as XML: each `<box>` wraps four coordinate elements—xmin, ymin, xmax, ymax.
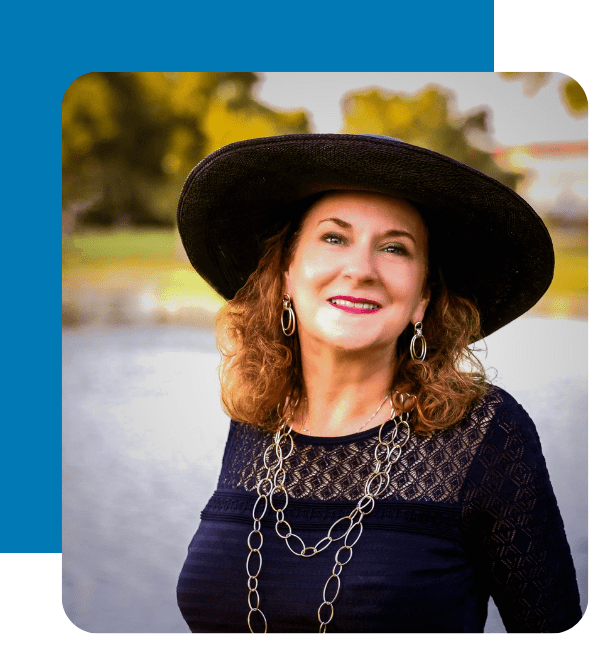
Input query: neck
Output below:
<box><xmin>294</xmin><ymin>342</ymin><xmax>397</xmax><ymax>438</ymax></box>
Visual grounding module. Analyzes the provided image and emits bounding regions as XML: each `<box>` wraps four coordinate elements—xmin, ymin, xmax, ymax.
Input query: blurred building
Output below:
<box><xmin>493</xmin><ymin>141</ymin><xmax>588</xmax><ymax>227</ymax></box>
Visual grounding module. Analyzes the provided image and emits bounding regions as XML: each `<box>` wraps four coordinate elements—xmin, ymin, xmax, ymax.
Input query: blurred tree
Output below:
<box><xmin>561</xmin><ymin>77</ymin><xmax>588</xmax><ymax>115</ymax></box>
<box><xmin>499</xmin><ymin>72</ymin><xmax>588</xmax><ymax>116</ymax></box>
<box><xmin>62</xmin><ymin>72</ymin><xmax>310</xmax><ymax>230</ymax></box>
<box><xmin>341</xmin><ymin>86</ymin><xmax>522</xmax><ymax>189</ymax></box>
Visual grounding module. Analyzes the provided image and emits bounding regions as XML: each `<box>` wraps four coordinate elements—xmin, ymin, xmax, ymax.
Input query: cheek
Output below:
<box><xmin>289</xmin><ymin>252</ymin><xmax>337</xmax><ymax>293</ymax></box>
<box><xmin>390</xmin><ymin>264</ymin><xmax>427</xmax><ymax>316</ymax></box>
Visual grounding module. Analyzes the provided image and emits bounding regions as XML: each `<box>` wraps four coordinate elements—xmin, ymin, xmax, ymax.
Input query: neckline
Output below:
<box><xmin>291</xmin><ymin>419</ymin><xmax>395</xmax><ymax>445</ymax></box>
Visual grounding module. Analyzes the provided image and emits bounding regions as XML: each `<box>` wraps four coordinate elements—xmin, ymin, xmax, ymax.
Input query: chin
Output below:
<box><xmin>319</xmin><ymin>330</ymin><xmax>395</xmax><ymax>355</ymax></box>
<box><xmin>304</xmin><ymin>312</ymin><xmax>402</xmax><ymax>354</ymax></box>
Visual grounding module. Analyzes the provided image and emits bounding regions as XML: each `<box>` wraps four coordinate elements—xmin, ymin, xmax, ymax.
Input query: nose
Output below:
<box><xmin>342</xmin><ymin>243</ymin><xmax>378</xmax><ymax>283</ymax></box>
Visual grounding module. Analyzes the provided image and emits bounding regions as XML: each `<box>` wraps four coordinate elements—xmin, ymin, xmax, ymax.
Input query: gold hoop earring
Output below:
<box><xmin>410</xmin><ymin>321</ymin><xmax>427</xmax><ymax>361</ymax></box>
<box><xmin>281</xmin><ymin>293</ymin><xmax>296</xmax><ymax>336</ymax></box>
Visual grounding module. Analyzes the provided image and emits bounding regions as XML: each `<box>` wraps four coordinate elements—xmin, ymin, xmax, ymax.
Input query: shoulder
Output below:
<box><xmin>229</xmin><ymin>419</ymin><xmax>269</xmax><ymax>437</ymax></box>
<box><xmin>222</xmin><ymin>420</ymin><xmax>270</xmax><ymax>457</ymax></box>
<box><xmin>472</xmin><ymin>384</ymin><xmax>523</xmax><ymax>412</ymax></box>
<box><xmin>464</xmin><ymin>385</ymin><xmax>536</xmax><ymax>434</ymax></box>
<box><xmin>449</xmin><ymin>385</ymin><xmax>542</xmax><ymax>466</ymax></box>
<box><xmin>218</xmin><ymin>420</ymin><xmax>271</xmax><ymax>490</ymax></box>
<box><xmin>461</xmin><ymin>385</ymin><xmax>548</xmax><ymax>488</ymax></box>
<box><xmin>225</xmin><ymin>420</ymin><xmax>266</xmax><ymax>448</ymax></box>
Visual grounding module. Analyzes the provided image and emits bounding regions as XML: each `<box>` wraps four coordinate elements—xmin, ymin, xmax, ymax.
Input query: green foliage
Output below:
<box><xmin>63</xmin><ymin>74</ymin><xmax>536</xmax><ymax>230</ymax></box>
<box><xmin>562</xmin><ymin>78</ymin><xmax>588</xmax><ymax>115</ymax></box>
<box><xmin>341</xmin><ymin>86</ymin><xmax>523</xmax><ymax>190</ymax></box>
<box><xmin>63</xmin><ymin>73</ymin><xmax>310</xmax><ymax>229</ymax></box>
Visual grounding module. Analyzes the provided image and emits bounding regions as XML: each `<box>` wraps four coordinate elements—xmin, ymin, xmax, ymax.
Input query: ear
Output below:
<box><xmin>283</xmin><ymin>269</ymin><xmax>291</xmax><ymax>295</ymax></box>
<box><xmin>413</xmin><ymin>288</ymin><xmax>431</xmax><ymax>324</ymax></box>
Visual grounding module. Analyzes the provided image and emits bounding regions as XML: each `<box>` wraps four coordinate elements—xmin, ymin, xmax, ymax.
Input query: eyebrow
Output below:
<box><xmin>318</xmin><ymin>217</ymin><xmax>417</xmax><ymax>243</ymax></box>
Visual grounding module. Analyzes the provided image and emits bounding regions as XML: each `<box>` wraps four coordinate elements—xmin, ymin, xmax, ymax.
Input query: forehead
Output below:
<box><xmin>302</xmin><ymin>190</ymin><xmax>426</xmax><ymax>234</ymax></box>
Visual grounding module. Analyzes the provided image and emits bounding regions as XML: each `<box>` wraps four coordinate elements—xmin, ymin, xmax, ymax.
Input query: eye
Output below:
<box><xmin>382</xmin><ymin>243</ymin><xmax>409</xmax><ymax>256</ymax></box>
<box><xmin>322</xmin><ymin>232</ymin><xmax>346</xmax><ymax>245</ymax></box>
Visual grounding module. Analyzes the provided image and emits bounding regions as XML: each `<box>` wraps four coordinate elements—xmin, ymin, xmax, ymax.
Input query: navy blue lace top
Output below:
<box><xmin>177</xmin><ymin>386</ymin><xmax>581</xmax><ymax>633</ymax></box>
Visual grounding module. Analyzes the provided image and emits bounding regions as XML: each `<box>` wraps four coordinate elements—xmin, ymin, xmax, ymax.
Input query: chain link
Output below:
<box><xmin>246</xmin><ymin>402</ymin><xmax>411</xmax><ymax>633</ymax></box>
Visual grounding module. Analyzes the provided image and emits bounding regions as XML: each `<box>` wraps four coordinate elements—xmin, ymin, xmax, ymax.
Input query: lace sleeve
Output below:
<box><xmin>460</xmin><ymin>392</ymin><xmax>582</xmax><ymax>632</ymax></box>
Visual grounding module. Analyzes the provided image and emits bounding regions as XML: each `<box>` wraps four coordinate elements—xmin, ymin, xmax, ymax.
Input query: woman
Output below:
<box><xmin>176</xmin><ymin>134</ymin><xmax>582</xmax><ymax>633</ymax></box>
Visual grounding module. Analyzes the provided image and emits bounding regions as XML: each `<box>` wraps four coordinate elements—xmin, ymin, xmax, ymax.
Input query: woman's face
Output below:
<box><xmin>284</xmin><ymin>191</ymin><xmax>430</xmax><ymax>356</ymax></box>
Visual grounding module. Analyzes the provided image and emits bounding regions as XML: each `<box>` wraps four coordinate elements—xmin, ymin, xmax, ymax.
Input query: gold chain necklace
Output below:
<box><xmin>246</xmin><ymin>395</ymin><xmax>412</xmax><ymax>633</ymax></box>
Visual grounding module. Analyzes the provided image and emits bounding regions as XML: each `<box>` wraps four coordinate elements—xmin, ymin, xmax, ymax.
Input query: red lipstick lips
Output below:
<box><xmin>328</xmin><ymin>296</ymin><xmax>382</xmax><ymax>314</ymax></box>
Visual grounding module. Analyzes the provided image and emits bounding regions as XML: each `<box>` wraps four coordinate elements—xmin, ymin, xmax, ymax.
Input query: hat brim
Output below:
<box><xmin>177</xmin><ymin>133</ymin><xmax>554</xmax><ymax>340</ymax></box>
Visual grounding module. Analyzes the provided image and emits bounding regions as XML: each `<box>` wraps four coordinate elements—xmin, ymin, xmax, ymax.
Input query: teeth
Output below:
<box><xmin>330</xmin><ymin>299</ymin><xmax>379</xmax><ymax>309</ymax></box>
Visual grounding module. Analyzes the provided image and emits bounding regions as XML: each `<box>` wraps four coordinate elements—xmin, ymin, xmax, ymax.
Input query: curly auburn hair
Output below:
<box><xmin>216</xmin><ymin>195</ymin><xmax>489</xmax><ymax>435</ymax></box>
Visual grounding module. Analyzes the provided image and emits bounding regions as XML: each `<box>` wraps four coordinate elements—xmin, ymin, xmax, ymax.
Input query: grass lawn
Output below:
<box><xmin>63</xmin><ymin>229</ymin><xmax>179</xmax><ymax>260</ymax></box>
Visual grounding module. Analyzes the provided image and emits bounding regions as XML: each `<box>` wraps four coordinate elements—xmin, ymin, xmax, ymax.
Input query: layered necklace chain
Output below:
<box><xmin>246</xmin><ymin>395</ymin><xmax>412</xmax><ymax>633</ymax></box>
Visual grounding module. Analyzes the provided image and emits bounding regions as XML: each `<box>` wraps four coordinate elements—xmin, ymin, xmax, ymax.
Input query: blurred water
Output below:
<box><xmin>62</xmin><ymin>318</ymin><xmax>587</xmax><ymax>633</ymax></box>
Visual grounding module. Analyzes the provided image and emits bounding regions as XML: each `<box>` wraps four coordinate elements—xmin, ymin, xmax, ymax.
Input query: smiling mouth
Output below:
<box><xmin>328</xmin><ymin>296</ymin><xmax>382</xmax><ymax>314</ymax></box>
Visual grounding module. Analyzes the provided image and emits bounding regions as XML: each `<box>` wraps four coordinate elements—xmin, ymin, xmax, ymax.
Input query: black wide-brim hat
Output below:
<box><xmin>177</xmin><ymin>133</ymin><xmax>554</xmax><ymax>339</ymax></box>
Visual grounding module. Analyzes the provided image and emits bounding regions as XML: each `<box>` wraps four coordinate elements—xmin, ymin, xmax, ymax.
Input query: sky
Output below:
<box><xmin>256</xmin><ymin>72</ymin><xmax>588</xmax><ymax>147</ymax></box>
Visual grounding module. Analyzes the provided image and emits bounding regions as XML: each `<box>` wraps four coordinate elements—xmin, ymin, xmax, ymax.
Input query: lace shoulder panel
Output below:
<box><xmin>217</xmin><ymin>387</ymin><xmax>506</xmax><ymax>504</ymax></box>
